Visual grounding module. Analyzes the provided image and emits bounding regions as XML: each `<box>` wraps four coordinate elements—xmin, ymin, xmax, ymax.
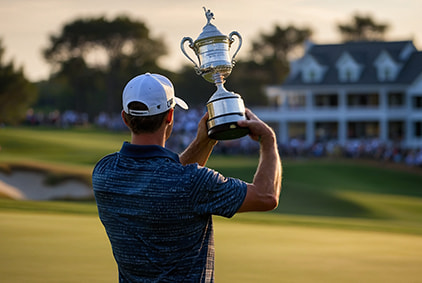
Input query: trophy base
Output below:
<box><xmin>208</xmin><ymin>121</ymin><xmax>249</xmax><ymax>140</ymax></box>
<box><xmin>206</xmin><ymin>79</ymin><xmax>249</xmax><ymax>140</ymax></box>
<box><xmin>207</xmin><ymin>112</ymin><xmax>249</xmax><ymax>140</ymax></box>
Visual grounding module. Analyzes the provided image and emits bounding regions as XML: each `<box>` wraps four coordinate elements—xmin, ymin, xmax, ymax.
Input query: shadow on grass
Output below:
<box><xmin>273</xmin><ymin>184</ymin><xmax>377</xmax><ymax>218</ymax></box>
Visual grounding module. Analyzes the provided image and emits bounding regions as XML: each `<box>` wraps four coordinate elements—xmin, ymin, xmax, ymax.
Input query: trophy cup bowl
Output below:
<box><xmin>180</xmin><ymin>7</ymin><xmax>249</xmax><ymax>140</ymax></box>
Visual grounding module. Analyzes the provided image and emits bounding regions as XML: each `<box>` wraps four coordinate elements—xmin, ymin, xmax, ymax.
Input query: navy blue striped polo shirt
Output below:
<box><xmin>92</xmin><ymin>142</ymin><xmax>247</xmax><ymax>282</ymax></box>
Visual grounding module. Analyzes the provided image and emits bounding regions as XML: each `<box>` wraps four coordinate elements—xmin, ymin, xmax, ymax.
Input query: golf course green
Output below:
<box><xmin>1</xmin><ymin>126</ymin><xmax>421</xmax><ymax>282</ymax></box>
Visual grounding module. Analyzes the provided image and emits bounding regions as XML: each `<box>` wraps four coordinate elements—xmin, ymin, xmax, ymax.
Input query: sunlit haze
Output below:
<box><xmin>1</xmin><ymin>0</ymin><xmax>421</xmax><ymax>81</ymax></box>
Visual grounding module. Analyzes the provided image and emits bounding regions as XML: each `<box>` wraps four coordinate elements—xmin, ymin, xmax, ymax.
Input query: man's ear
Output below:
<box><xmin>121</xmin><ymin>110</ymin><xmax>130</xmax><ymax>127</ymax></box>
<box><xmin>166</xmin><ymin>108</ymin><xmax>174</xmax><ymax>124</ymax></box>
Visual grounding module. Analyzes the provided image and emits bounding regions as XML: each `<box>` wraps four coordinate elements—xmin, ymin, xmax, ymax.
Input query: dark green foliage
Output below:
<box><xmin>249</xmin><ymin>25</ymin><xmax>312</xmax><ymax>84</ymax></box>
<box><xmin>0</xmin><ymin>40</ymin><xmax>37</xmax><ymax>124</ymax></box>
<box><xmin>338</xmin><ymin>13</ymin><xmax>389</xmax><ymax>41</ymax></box>
<box><xmin>40</xmin><ymin>15</ymin><xmax>168</xmax><ymax>117</ymax></box>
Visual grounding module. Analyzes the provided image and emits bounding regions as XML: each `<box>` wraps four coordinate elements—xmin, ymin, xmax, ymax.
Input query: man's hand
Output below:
<box><xmin>196</xmin><ymin>112</ymin><xmax>217</xmax><ymax>146</ymax></box>
<box><xmin>237</xmin><ymin>109</ymin><xmax>276</xmax><ymax>144</ymax></box>
<box><xmin>179</xmin><ymin>111</ymin><xmax>217</xmax><ymax>166</ymax></box>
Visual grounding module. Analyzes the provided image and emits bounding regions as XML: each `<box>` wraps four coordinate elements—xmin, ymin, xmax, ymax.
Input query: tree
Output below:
<box><xmin>42</xmin><ymin>15</ymin><xmax>167</xmax><ymax>116</ymax></box>
<box><xmin>44</xmin><ymin>15</ymin><xmax>166</xmax><ymax>72</ymax></box>
<box><xmin>249</xmin><ymin>25</ymin><xmax>312</xmax><ymax>84</ymax></box>
<box><xmin>337</xmin><ymin>13</ymin><xmax>389</xmax><ymax>42</ymax></box>
<box><xmin>0</xmin><ymin>39</ymin><xmax>37</xmax><ymax>124</ymax></box>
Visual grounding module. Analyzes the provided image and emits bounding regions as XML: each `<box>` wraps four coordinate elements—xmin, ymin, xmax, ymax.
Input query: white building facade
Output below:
<box><xmin>254</xmin><ymin>41</ymin><xmax>422</xmax><ymax>149</ymax></box>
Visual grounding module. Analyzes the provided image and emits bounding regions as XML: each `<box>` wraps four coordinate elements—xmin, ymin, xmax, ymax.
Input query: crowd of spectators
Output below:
<box><xmin>283</xmin><ymin>138</ymin><xmax>422</xmax><ymax>167</ymax></box>
<box><xmin>24</xmin><ymin>109</ymin><xmax>89</xmax><ymax>128</ymax></box>
<box><xmin>24</xmin><ymin>108</ymin><xmax>422</xmax><ymax>168</ymax></box>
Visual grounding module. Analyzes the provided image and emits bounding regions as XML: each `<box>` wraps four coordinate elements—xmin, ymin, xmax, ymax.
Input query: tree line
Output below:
<box><xmin>0</xmin><ymin>13</ymin><xmax>389</xmax><ymax>125</ymax></box>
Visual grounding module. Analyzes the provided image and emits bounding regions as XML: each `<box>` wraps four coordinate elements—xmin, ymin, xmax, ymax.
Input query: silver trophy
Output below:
<box><xmin>181</xmin><ymin>7</ymin><xmax>249</xmax><ymax>140</ymax></box>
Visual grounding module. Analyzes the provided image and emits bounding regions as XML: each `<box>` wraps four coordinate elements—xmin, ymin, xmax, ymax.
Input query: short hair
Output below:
<box><xmin>123</xmin><ymin>102</ymin><xmax>170</xmax><ymax>134</ymax></box>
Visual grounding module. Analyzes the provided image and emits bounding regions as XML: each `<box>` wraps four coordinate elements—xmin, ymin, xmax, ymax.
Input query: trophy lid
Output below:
<box><xmin>196</xmin><ymin>7</ymin><xmax>226</xmax><ymax>41</ymax></box>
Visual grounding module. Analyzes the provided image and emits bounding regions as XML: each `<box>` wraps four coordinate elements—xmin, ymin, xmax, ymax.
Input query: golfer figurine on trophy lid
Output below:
<box><xmin>181</xmin><ymin>7</ymin><xmax>249</xmax><ymax>140</ymax></box>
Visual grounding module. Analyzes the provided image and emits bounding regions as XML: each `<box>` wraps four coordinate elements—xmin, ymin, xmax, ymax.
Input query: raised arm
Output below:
<box><xmin>236</xmin><ymin>109</ymin><xmax>282</xmax><ymax>212</ymax></box>
<box><xmin>179</xmin><ymin>112</ymin><xmax>218</xmax><ymax>166</ymax></box>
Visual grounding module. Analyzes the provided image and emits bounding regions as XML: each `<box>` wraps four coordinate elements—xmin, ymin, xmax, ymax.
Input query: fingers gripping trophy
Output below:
<box><xmin>181</xmin><ymin>7</ymin><xmax>249</xmax><ymax>140</ymax></box>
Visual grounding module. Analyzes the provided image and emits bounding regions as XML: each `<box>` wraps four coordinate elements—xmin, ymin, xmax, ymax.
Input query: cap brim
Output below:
<box><xmin>175</xmin><ymin>97</ymin><xmax>189</xmax><ymax>110</ymax></box>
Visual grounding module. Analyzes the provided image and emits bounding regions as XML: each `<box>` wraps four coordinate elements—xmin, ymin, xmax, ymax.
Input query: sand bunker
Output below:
<box><xmin>0</xmin><ymin>170</ymin><xmax>93</xmax><ymax>201</ymax></box>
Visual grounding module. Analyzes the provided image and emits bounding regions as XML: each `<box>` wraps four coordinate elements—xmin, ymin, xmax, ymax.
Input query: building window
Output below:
<box><xmin>346</xmin><ymin>69</ymin><xmax>352</xmax><ymax>81</ymax></box>
<box><xmin>301</xmin><ymin>56</ymin><xmax>327</xmax><ymax>83</ymax></box>
<box><xmin>388</xmin><ymin>92</ymin><xmax>404</xmax><ymax>107</ymax></box>
<box><xmin>288</xmin><ymin>122</ymin><xmax>306</xmax><ymax>140</ymax></box>
<box><xmin>347</xmin><ymin>93</ymin><xmax>379</xmax><ymax>107</ymax></box>
<box><xmin>315</xmin><ymin>122</ymin><xmax>338</xmax><ymax>141</ymax></box>
<box><xmin>415</xmin><ymin>122</ymin><xmax>422</xmax><ymax>137</ymax></box>
<box><xmin>388</xmin><ymin>121</ymin><xmax>404</xmax><ymax>140</ymax></box>
<box><xmin>287</xmin><ymin>93</ymin><xmax>306</xmax><ymax>109</ymax></box>
<box><xmin>384</xmin><ymin>68</ymin><xmax>392</xmax><ymax>81</ymax></box>
<box><xmin>336</xmin><ymin>52</ymin><xmax>362</xmax><ymax>82</ymax></box>
<box><xmin>339</xmin><ymin>67</ymin><xmax>361</xmax><ymax>82</ymax></box>
<box><xmin>303</xmin><ymin>68</ymin><xmax>322</xmax><ymax>83</ymax></box>
<box><xmin>413</xmin><ymin>96</ymin><xmax>422</xmax><ymax>109</ymax></box>
<box><xmin>374</xmin><ymin>51</ymin><xmax>400</xmax><ymax>82</ymax></box>
<box><xmin>377</xmin><ymin>66</ymin><xmax>397</xmax><ymax>81</ymax></box>
<box><xmin>314</xmin><ymin>94</ymin><xmax>338</xmax><ymax>107</ymax></box>
<box><xmin>348</xmin><ymin>121</ymin><xmax>379</xmax><ymax>138</ymax></box>
<box><xmin>309</xmin><ymin>70</ymin><xmax>315</xmax><ymax>81</ymax></box>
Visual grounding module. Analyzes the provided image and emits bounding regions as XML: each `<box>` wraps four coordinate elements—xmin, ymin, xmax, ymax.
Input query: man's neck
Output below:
<box><xmin>130</xmin><ymin>123</ymin><xmax>170</xmax><ymax>147</ymax></box>
<box><xmin>131</xmin><ymin>132</ymin><xmax>166</xmax><ymax>147</ymax></box>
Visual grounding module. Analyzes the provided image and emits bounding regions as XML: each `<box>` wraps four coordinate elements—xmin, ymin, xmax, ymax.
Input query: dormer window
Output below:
<box><xmin>374</xmin><ymin>51</ymin><xmax>401</xmax><ymax>82</ymax></box>
<box><xmin>384</xmin><ymin>68</ymin><xmax>392</xmax><ymax>81</ymax></box>
<box><xmin>303</xmin><ymin>69</ymin><xmax>316</xmax><ymax>83</ymax></box>
<box><xmin>309</xmin><ymin>70</ymin><xmax>315</xmax><ymax>81</ymax></box>
<box><xmin>336</xmin><ymin>52</ymin><xmax>363</xmax><ymax>83</ymax></box>
<box><xmin>340</xmin><ymin>68</ymin><xmax>357</xmax><ymax>82</ymax></box>
<box><xmin>301</xmin><ymin>55</ymin><xmax>327</xmax><ymax>83</ymax></box>
<box><xmin>346</xmin><ymin>69</ymin><xmax>352</xmax><ymax>81</ymax></box>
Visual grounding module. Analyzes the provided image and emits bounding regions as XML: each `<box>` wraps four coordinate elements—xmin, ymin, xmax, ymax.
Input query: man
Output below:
<box><xmin>92</xmin><ymin>73</ymin><xmax>282</xmax><ymax>282</ymax></box>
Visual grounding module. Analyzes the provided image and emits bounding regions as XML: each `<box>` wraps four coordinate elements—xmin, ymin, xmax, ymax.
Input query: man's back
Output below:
<box><xmin>92</xmin><ymin>142</ymin><xmax>247</xmax><ymax>282</ymax></box>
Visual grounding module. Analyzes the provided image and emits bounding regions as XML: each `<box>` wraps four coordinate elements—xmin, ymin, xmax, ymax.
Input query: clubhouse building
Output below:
<box><xmin>254</xmin><ymin>40</ymin><xmax>422</xmax><ymax>149</ymax></box>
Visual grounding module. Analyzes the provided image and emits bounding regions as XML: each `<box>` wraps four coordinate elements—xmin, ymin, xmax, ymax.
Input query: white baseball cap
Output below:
<box><xmin>122</xmin><ymin>73</ymin><xmax>188</xmax><ymax>116</ymax></box>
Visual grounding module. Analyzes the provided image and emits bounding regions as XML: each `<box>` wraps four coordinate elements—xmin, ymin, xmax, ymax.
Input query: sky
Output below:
<box><xmin>1</xmin><ymin>0</ymin><xmax>421</xmax><ymax>81</ymax></box>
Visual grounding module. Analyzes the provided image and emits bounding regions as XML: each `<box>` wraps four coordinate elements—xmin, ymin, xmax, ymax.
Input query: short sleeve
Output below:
<box><xmin>189</xmin><ymin>165</ymin><xmax>247</xmax><ymax>218</ymax></box>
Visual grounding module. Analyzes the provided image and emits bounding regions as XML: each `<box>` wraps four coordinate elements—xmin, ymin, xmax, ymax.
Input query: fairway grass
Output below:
<box><xmin>1</xmin><ymin>127</ymin><xmax>422</xmax><ymax>281</ymax></box>
<box><xmin>1</xmin><ymin>210</ymin><xmax>421</xmax><ymax>283</ymax></box>
<box><xmin>215</xmin><ymin>219</ymin><xmax>422</xmax><ymax>283</ymax></box>
<box><xmin>0</xmin><ymin>211</ymin><xmax>117</xmax><ymax>283</ymax></box>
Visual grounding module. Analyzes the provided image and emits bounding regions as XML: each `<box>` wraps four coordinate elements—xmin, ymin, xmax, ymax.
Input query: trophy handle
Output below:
<box><xmin>181</xmin><ymin>37</ymin><xmax>202</xmax><ymax>75</ymax></box>
<box><xmin>229</xmin><ymin>31</ymin><xmax>242</xmax><ymax>65</ymax></box>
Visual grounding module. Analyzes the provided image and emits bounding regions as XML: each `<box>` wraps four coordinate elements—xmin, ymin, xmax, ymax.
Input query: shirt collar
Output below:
<box><xmin>119</xmin><ymin>141</ymin><xmax>180</xmax><ymax>163</ymax></box>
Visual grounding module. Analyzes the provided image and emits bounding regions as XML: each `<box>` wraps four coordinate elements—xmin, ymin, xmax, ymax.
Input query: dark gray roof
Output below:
<box><xmin>283</xmin><ymin>40</ymin><xmax>422</xmax><ymax>86</ymax></box>
<box><xmin>396</xmin><ymin>51</ymin><xmax>422</xmax><ymax>83</ymax></box>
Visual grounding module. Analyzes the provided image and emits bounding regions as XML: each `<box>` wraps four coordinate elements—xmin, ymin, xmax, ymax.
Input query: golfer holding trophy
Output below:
<box><xmin>181</xmin><ymin>7</ymin><xmax>249</xmax><ymax>140</ymax></box>
<box><xmin>93</xmin><ymin>8</ymin><xmax>282</xmax><ymax>282</ymax></box>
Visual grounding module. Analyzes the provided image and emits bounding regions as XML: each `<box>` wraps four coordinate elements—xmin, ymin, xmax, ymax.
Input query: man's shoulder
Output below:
<box><xmin>184</xmin><ymin>162</ymin><xmax>215</xmax><ymax>175</ymax></box>
<box><xmin>92</xmin><ymin>152</ymin><xmax>119</xmax><ymax>173</ymax></box>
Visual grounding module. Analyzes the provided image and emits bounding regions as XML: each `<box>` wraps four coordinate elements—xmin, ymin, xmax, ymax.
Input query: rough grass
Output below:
<box><xmin>0</xmin><ymin>126</ymin><xmax>130</xmax><ymax>166</ymax></box>
<box><xmin>1</xmin><ymin>126</ymin><xmax>422</xmax><ymax>226</ymax></box>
